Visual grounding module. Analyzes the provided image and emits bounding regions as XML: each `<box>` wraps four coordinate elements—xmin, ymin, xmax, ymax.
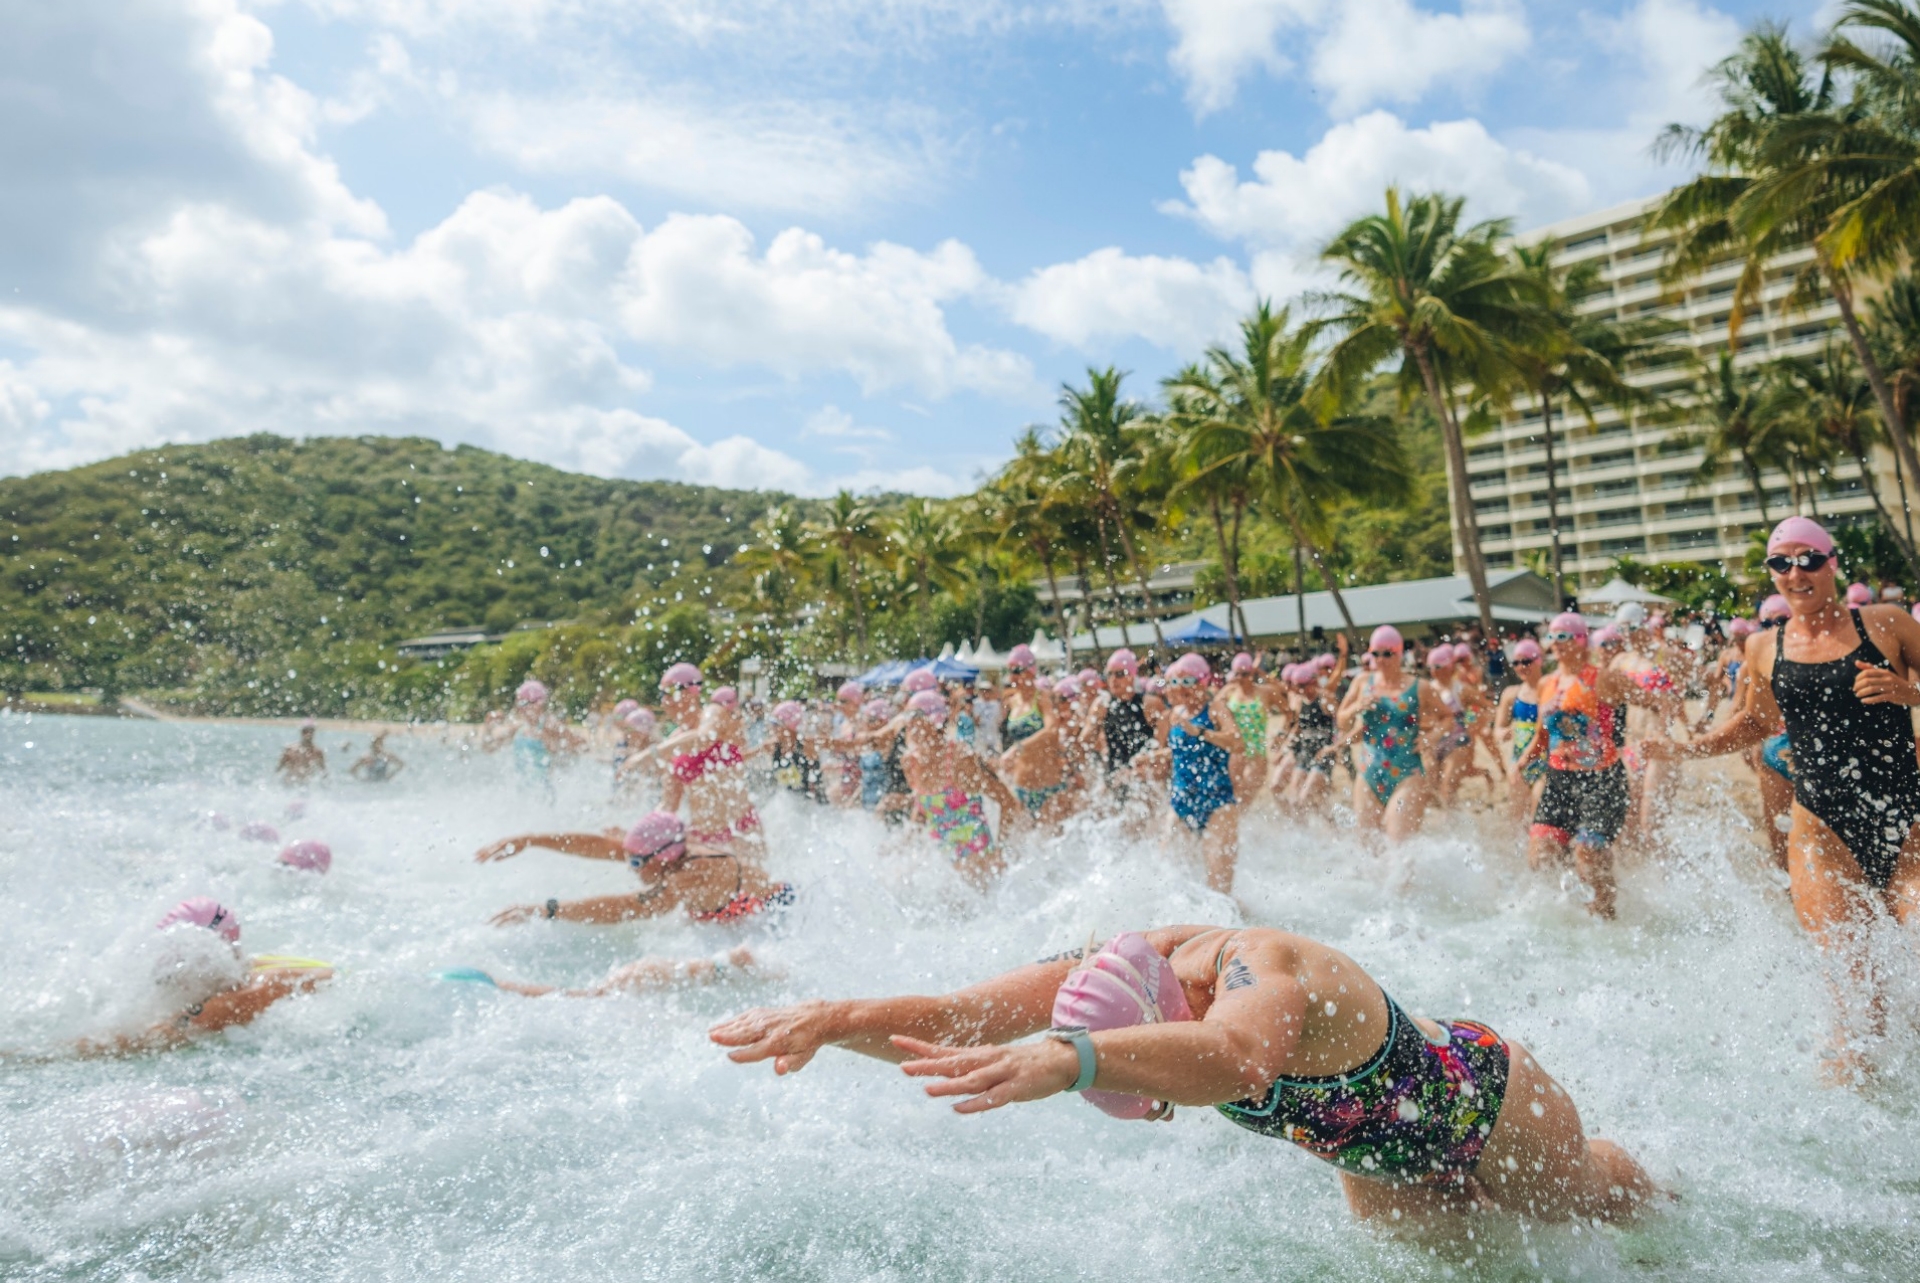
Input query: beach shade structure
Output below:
<box><xmin>928</xmin><ymin>657</ymin><xmax>981</xmax><ymax>682</ymax></box>
<box><xmin>1164</xmin><ymin>616</ymin><xmax>1240</xmax><ymax>645</ymax></box>
<box><xmin>954</xmin><ymin>640</ymin><xmax>976</xmax><ymax>664</ymax></box>
<box><xmin>1579</xmin><ymin>577</ymin><xmax>1675</xmax><ymax>609</ymax></box>
<box><xmin>937</xmin><ymin>642</ymin><xmax>956</xmax><ymax>661</ymax></box>
<box><xmin>1028</xmin><ymin>631</ymin><xmax>1067</xmax><ymax>665</ymax></box>
<box><xmin>970</xmin><ymin>638</ymin><xmax>1004</xmax><ymax>671</ymax></box>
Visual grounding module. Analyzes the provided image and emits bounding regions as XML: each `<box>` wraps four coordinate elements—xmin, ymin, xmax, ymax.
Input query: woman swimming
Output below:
<box><xmin>477</xmin><ymin>809</ymin><xmax>793</xmax><ymax>926</ymax></box>
<box><xmin>1163</xmin><ymin>653</ymin><xmax>1241</xmax><ymax>894</ymax></box>
<box><xmin>1668</xmin><ymin>517</ymin><xmax>1920</xmax><ymax>1080</ymax></box>
<box><xmin>710</xmin><ymin>924</ymin><xmax>1652</xmax><ymax>1229</ymax></box>
<box><xmin>1331</xmin><ymin>626</ymin><xmax>1442</xmax><ymax>844</ymax></box>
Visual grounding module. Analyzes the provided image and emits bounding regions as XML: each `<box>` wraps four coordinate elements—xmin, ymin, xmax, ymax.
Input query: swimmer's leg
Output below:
<box><xmin>1201</xmin><ymin>803</ymin><xmax>1241</xmax><ymax>895</ymax></box>
<box><xmin>1789</xmin><ymin>804</ymin><xmax>1897</xmax><ymax>1082</ymax></box>
<box><xmin>1381</xmin><ymin>773</ymin><xmax>1430</xmax><ymax>844</ymax></box>
<box><xmin>1571</xmin><ymin>836</ymin><xmax>1618</xmax><ymax>919</ymax></box>
<box><xmin>1473</xmin><ymin>1040</ymin><xmax>1654</xmax><ymax>1223</ymax></box>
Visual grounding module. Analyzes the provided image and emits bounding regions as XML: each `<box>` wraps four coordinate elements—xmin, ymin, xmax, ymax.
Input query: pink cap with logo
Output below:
<box><xmin>624</xmin><ymin>811</ymin><xmax>687</xmax><ymax>865</ymax></box>
<box><xmin>660</xmin><ymin>663</ymin><xmax>703</xmax><ymax>689</ymax></box>
<box><xmin>771</xmin><ymin>700</ymin><xmax>804</xmax><ymax>729</ymax></box>
<box><xmin>1006</xmin><ymin>644</ymin><xmax>1037</xmax><ymax>671</ymax></box>
<box><xmin>157</xmin><ymin>897</ymin><xmax>241</xmax><ymax>944</ymax></box>
<box><xmin>837</xmin><ymin>681</ymin><xmax>864</xmax><ymax>702</ymax></box>
<box><xmin>1229</xmin><ymin>652</ymin><xmax>1257</xmax><ymax>674</ymax></box>
<box><xmin>1760</xmin><ymin>594</ymin><xmax>1791</xmax><ymax>621</ymax></box>
<box><xmin>906</xmin><ymin>690</ymin><xmax>948</xmax><ymax>722</ymax></box>
<box><xmin>1368</xmin><ymin>625</ymin><xmax>1403</xmax><ymax>654</ymax></box>
<box><xmin>1050</xmin><ymin>933</ymin><xmax>1193</xmax><ymax>1121</ymax></box>
<box><xmin>1846</xmin><ymin>582</ymin><xmax>1873</xmax><ymax>606</ymax></box>
<box><xmin>1767</xmin><ymin>515</ymin><xmax>1834</xmax><ymax>555</ymax></box>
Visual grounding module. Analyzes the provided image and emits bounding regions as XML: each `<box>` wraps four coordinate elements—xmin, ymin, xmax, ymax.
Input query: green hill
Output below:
<box><xmin>0</xmin><ymin>434</ymin><xmax>799</xmax><ymax>714</ymax></box>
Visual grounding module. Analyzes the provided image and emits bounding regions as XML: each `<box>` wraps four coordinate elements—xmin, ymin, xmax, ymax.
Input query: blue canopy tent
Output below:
<box><xmin>856</xmin><ymin>659</ymin><xmax>921</xmax><ymax>687</ymax></box>
<box><xmin>927</xmin><ymin>657</ymin><xmax>981</xmax><ymax>682</ymax></box>
<box><xmin>1163</xmin><ymin>617</ymin><xmax>1239</xmax><ymax>645</ymax></box>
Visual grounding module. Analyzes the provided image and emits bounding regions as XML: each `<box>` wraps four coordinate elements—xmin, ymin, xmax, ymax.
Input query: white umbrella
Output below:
<box><xmin>971</xmin><ymin>638</ymin><xmax>1004</xmax><ymax>671</ymax></box>
<box><xmin>937</xmin><ymin>642</ymin><xmax>955</xmax><ymax>661</ymax></box>
<box><xmin>1029</xmin><ymin>630</ymin><xmax>1066</xmax><ymax>664</ymax></box>
<box><xmin>1579</xmin><ymin>576</ymin><xmax>1675</xmax><ymax>607</ymax></box>
<box><xmin>955</xmin><ymin>640</ymin><xmax>976</xmax><ymax>664</ymax></box>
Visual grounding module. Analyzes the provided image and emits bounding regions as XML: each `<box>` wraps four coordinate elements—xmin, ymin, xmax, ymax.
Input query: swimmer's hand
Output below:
<box><xmin>709</xmin><ymin>1001</ymin><xmax>839</xmax><ymax>1074</ymax></box>
<box><xmin>475</xmin><ymin>838</ymin><xmax>525</xmax><ymax>863</ymax></box>
<box><xmin>894</xmin><ymin>1036</ymin><xmax>1077</xmax><ymax>1114</ymax></box>
<box><xmin>491</xmin><ymin>903</ymin><xmax>539</xmax><ymax>926</ymax></box>
<box><xmin>1854</xmin><ymin>661</ymin><xmax>1920</xmax><ymax>706</ymax></box>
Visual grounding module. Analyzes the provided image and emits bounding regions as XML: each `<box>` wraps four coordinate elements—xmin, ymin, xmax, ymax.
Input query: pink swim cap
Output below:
<box><xmin>1760</xmin><ymin>593</ymin><xmax>1791</xmax><ymax>622</ymax></box>
<box><xmin>1050</xmin><ymin>933</ymin><xmax>1193</xmax><ymax>1120</ymax></box>
<box><xmin>515</xmin><ymin>679</ymin><xmax>548</xmax><ymax>706</ymax></box>
<box><xmin>1593</xmin><ymin>624</ymin><xmax>1623</xmax><ymax>647</ymax></box>
<box><xmin>1314</xmin><ymin>653</ymin><xmax>1337</xmax><ymax>671</ymax></box>
<box><xmin>901</xmin><ymin>667</ymin><xmax>939</xmax><ymax>694</ymax></box>
<box><xmin>1230</xmin><ymin>652</ymin><xmax>1256</xmax><ymax>674</ymax></box>
<box><xmin>239</xmin><ymin>821</ymin><xmax>280</xmax><ymax>844</ymax></box>
<box><xmin>1426</xmin><ymin>644</ymin><xmax>1456</xmax><ymax>670</ymax></box>
<box><xmin>1105</xmin><ymin>649</ymin><xmax>1138</xmax><ymax>676</ymax></box>
<box><xmin>660</xmin><ymin>663</ymin><xmax>703</xmax><ymax>689</ymax></box>
<box><xmin>1846</xmin><ymin>582</ymin><xmax>1873</xmax><ymax>606</ymax></box>
<box><xmin>157</xmin><ymin>898</ymin><xmax>241</xmax><ymax>944</ymax></box>
<box><xmin>1006</xmin><ymin>644</ymin><xmax>1037</xmax><ymax>671</ymax></box>
<box><xmin>1279</xmin><ymin>663</ymin><xmax>1300</xmax><ymax>683</ymax></box>
<box><xmin>771</xmin><ymin>700</ymin><xmax>804</xmax><ymax>729</ymax></box>
<box><xmin>1166</xmin><ymin>652</ymin><xmax>1210</xmax><ymax>681</ymax></box>
<box><xmin>861</xmin><ymin>698</ymin><xmax>891</xmax><ymax>723</ymax></box>
<box><xmin>1287</xmin><ymin>664</ymin><xmax>1315</xmax><ymax>687</ymax></box>
<box><xmin>1513</xmin><ymin>638</ymin><xmax>1543</xmax><ymax>662</ymax></box>
<box><xmin>710</xmin><ymin>686</ymin><xmax>739</xmax><ymax>708</ymax></box>
<box><xmin>905</xmin><ymin>690</ymin><xmax>948</xmax><ymax>722</ymax></box>
<box><xmin>1368</xmin><ymin>625</ymin><xmax>1403</xmax><ymax>653</ymax></box>
<box><xmin>1727</xmin><ymin>618</ymin><xmax>1758</xmax><ymax>640</ymax></box>
<box><xmin>837</xmin><ymin>681</ymin><xmax>864</xmax><ymax>702</ymax></box>
<box><xmin>1767</xmin><ymin>515</ymin><xmax>1834</xmax><ymax>555</ymax></box>
<box><xmin>624</xmin><ymin>811</ymin><xmax>687</xmax><ymax>865</ymax></box>
<box><xmin>276</xmin><ymin>840</ymin><xmax>332</xmax><ymax>874</ymax></box>
<box><xmin>1912</xmin><ymin>603</ymin><xmax>1920</xmax><ymax>623</ymax></box>
<box><xmin>612</xmin><ymin>698</ymin><xmax>639</xmax><ymax>718</ymax></box>
<box><xmin>1548</xmin><ymin>611</ymin><xmax>1590</xmax><ymax>642</ymax></box>
<box><xmin>624</xmin><ymin>708</ymin><xmax>656</xmax><ymax>736</ymax></box>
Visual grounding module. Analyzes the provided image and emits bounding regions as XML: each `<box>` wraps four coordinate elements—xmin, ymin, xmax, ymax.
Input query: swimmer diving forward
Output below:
<box><xmin>712</xmin><ymin>926</ymin><xmax>1652</xmax><ymax>1228</ymax></box>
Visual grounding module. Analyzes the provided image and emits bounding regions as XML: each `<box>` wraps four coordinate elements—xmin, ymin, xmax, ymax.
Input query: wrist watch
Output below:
<box><xmin>1046</xmin><ymin>1026</ymin><xmax>1098</xmax><ymax>1092</ymax></box>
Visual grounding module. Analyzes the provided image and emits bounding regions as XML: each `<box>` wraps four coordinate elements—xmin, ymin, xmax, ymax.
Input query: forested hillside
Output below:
<box><xmin>0</xmin><ymin>435</ymin><xmax>795</xmax><ymax>711</ymax></box>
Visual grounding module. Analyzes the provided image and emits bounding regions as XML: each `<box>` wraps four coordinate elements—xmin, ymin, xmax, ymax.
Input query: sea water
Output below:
<box><xmin>1</xmin><ymin>712</ymin><xmax>1917</xmax><ymax>1281</ymax></box>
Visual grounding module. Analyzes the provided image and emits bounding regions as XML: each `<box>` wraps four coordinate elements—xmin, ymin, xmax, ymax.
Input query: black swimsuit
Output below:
<box><xmin>1104</xmin><ymin>694</ymin><xmax>1155</xmax><ymax>771</ymax></box>
<box><xmin>1770</xmin><ymin>608</ymin><xmax>1920</xmax><ymax>889</ymax></box>
<box><xmin>1292</xmin><ymin>700</ymin><xmax>1335</xmax><ymax>772</ymax></box>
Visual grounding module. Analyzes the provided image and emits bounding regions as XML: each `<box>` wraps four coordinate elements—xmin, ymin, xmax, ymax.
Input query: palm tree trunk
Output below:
<box><xmin>972</xmin><ymin>558</ymin><xmax>990</xmax><ymax>647</ymax></box>
<box><xmin>1107</xmin><ymin>501</ymin><xmax>1168</xmax><ymax>650</ymax></box>
<box><xmin>1850</xmin><ymin>441</ymin><xmax>1920</xmax><ymax>578</ymax></box>
<box><xmin>1742</xmin><ymin>455</ymin><xmax>1772</xmax><ymax>524</ymax></box>
<box><xmin>917</xmin><ymin>562</ymin><xmax>933</xmax><ymax>655</ymax></box>
<box><xmin>1229</xmin><ymin>497</ymin><xmax>1251</xmax><ymax>644</ymax></box>
<box><xmin>1887</xmin><ymin>402</ymin><xmax>1919</xmax><ymax>556</ymax></box>
<box><xmin>1206</xmin><ymin>494</ymin><xmax>1243</xmax><ymax>648</ymax></box>
<box><xmin>1413</xmin><ymin>344</ymin><xmax>1497</xmax><ymax>639</ymax></box>
<box><xmin>1539</xmin><ymin>388</ymin><xmax>1567</xmax><ymax>606</ymax></box>
<box><xmin>1036</xmin><ymin>544</ymin><xmax>1074</xmax><ymax>666</ymax></box>
<box><xmin>1802</xmin><ymin>461</ymin><xmax>1823</xmax><ymax>518</ymax></box>
<box><xmin>1094</xmin><ymin>518</ymin><xmax>1129</xmax><ymax>653</ymax></box>
<box><xmin>1292</xmin><ymin>539</ymin><xmax>1307</xmax><ymax>650</ymax></box>
<box><xmin>1831</xmin><ymin>270</ymin><xmax>1920</xmax><ymax>542</ymax></box>
<box><xmin>844</xmin><ymin>548</ymin><xmax>871</xmax><ymax>657</ymax></box>
<box><xmin>1302</xmin><ymin>538</ymin><xmax>1358</xmax><ymax>646</ymax></box>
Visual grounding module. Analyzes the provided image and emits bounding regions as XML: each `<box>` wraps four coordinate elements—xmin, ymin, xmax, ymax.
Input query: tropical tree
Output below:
<box><xmin>1312</xmin><ymin>189</ymin><xmax>1546</xmax><ymax>638</ymax></box>
<box><xmin>1054</xmin><ymin>368</ymin><xmax>1168</xmax><ymax>649</ymax></box>
<box><xmin>1158</xmin><ymin>372</ymin><xmax>1255</xmax><ymax>642</ymax></box>
<box><xmin>1511</xmin><ymin>246</ymin><xmax>1686</xmax><ymax>603</ymax></box>
<box><xmin>1687</xmin><ymin>352</ymin><xmax>1794</xmax><ymax>522</ymax></box>
<box><xmin>1167</xmin><ymin>302</ymin><xmax>1411</xmax><ymax>646</ymax></box>
<box><xmin>994</xmin><ymin>430</ymin><xmax>1078</xmax><ymax>662</ymax></box>
<box><xmin>733</xmin><ymin>503</ymin><xmax>815</xmax><ymax>626</ymax></box>
<box><xmin>888</xmin><ymin>498</ymin><xmax>968</xmax><ymax>653</ymax></box>
<box><xmin>1649</xmin><ymin>14</ymin><xmax>1920</xmax><ymax>535</ymax></box>
<box><xmin>1867</xmin><ymin>271</ymin><xmax>1920</xmax><ymax>551</ymax></box>
<box><xmin>806</xmin><ymin>490</ymin><xmax>884</xmax><ymax>658</ymax></box>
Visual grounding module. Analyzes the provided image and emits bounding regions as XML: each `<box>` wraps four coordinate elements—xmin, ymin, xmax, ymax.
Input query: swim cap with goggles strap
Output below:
<box><xmin>1049</xmin><ymin>933</ymin><xmax>1193</xmax><ymax>1121</ymax></box>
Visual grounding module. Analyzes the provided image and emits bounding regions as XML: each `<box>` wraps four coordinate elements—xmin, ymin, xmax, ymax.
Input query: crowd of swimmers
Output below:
<box><xmin>48</xmin><ymin>514</ymin><xmax>1920</xmax><ymax>1244</ymax></box>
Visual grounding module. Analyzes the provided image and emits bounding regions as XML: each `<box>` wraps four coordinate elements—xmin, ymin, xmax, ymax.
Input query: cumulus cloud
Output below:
<box><xmin>1157</xmin><ymin>0</ymin><xmax>1529</xmax><ymax>117</ymax></box>
<box><xmin>1167</xmin><ymin>111</ymin><xmax>1593</xmax><ymax>253</ymax></box>
<box><xmin>1007</xmin><ymin>248</ymin><xmax>1255</xmax><ymax>350</ymax></box>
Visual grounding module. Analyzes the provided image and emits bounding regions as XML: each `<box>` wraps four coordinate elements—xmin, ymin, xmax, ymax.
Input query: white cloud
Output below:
<box><xmin>466</xmin><ymin>90</ymin><xmax>937</xmax><ymax>215</ymax></box>
<box><xmin>1310</xmin><ymin>1</ymin><xmax>1531</xmax><ymax>118</ymax></box>
<box><xmin>1007</xmin><ymin>248</ymin><xmax>1255</xmax><ymax>350</ymax></box>
<box><xmin>1167</xmin><ymin>111</ymin><xmax>1592</xmax><ymax>253</ymax></box>
<box><xmin>1157</xmin><ymin>0</ymin><xmax>1529</xmax><ymax>117</ymax></box>
<box><xmin>826</xmin><ymin>465</ymin><xmax>974</xmax><ymax>497</ymax></box>
<box><xmin>805</xmin><ymin>406</ymin><xmax>892</xmax><ymax>441</ymax></box>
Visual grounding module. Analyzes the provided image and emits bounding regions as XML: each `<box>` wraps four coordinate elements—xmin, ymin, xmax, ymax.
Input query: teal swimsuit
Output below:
<box><xmin>1358</xmin><ymin>679</ymin><xmax>1423</xmax><ymax>806</ymax></box>
<box><xmin>1003</xmin><ymin>705</ymin><xmax>1044</xmax><ymax>747</ymax></box>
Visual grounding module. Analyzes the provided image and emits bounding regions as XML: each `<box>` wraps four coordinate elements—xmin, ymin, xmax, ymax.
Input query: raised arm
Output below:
<box><xmin>474</xmin><ymin>829</ymin><xmax>627</xmax><ymax>863</ymax></box>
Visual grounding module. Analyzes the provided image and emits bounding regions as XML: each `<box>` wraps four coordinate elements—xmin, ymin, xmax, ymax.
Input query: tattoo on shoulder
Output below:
<box><xmin>1036</xmin><ymin>946</ymin><xmax>1087</xmax><ymax>964</ymax></box>
<box><xmin>1222</xmin><ymin>959</ymin><xmax>1257</xmax><ymax>991</ymax></box>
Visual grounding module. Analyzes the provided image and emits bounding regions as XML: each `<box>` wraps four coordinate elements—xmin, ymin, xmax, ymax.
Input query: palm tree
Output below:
<box><xmin>806</xmin><ymin>490</ymin><xmax>884</xmax><ymax>658</ymax></box>
<box><xmin>1169</xmin><ymin>302</ymin><xmax>1412</xmax><ymax>646</ymax></box>
<box><xmin>733</xmin><ymin>503</ymin><xmax>815</xmax><ymax>625</ymax></box>
<box><xmin>995</xmin><ymin>430</ymin><xmax>1078</xmax><ymax>662</ymax></box>
<box><xmin>1159</xmin><ymin>375</ymin><xmax>1256</xmax><ymax>642</ymax></box>
<box><xmin>1311</xmin><ymin>189</ymin><xmax>1546</xmax><ymax>638</ymax></box>
<box><xmin>1867</xmin><ymin>271</ymin><xmax>1920</xmax><ymax>552</ymax></box>
<box><xmin>1773</xmin><ymin>338</ymin><xmax>1920</xmax><ymax>572</ymax></box>
<box><xmin>888</xmin><ymin>498</ymin><xmax>968</xmax><ymax>653</ymax></box>
<box><xmin>1511</xmin><ymin>246</ymin><xmax>1687</xmax><ymax>604</ymax></box>
<box><xmin>1650</xmin><ymin>16</ymin><xmax>1920</xmax><ymax>538</ymax></box>
<box><xmin>1688</xmin><ymin>352</ymin><xmax>1793</xmax><ymax>522</ymax></box>
<box><xmin>1054</xmin><ymin>368</ymin><xmax>1167</xmax><ymax>649</ymax></box>
<box><xmin>953</xmin><ymin>491</ymin><xmax>1008</xmax><ymax>648</ymax></box>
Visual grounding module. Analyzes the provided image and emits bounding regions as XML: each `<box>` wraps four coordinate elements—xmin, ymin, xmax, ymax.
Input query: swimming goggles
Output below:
<box><xmin>1544</xmin><ymin>630</ymin><xmax>1583</xmax><ymax>643</ymax></box>
<box><xmin>1765</xmin><ymin>551</ymin><xmax>1832</xmax><ymax>573</ymax></box>
<box><xmin>1513</xmin><ymin>654</ymin><xmax>1542</xmax><ymax>665</ymax></box>
<box><xmin>1165</xmin><ymin>675</ymin><xmax>1199</xmax><ymax>688</ymax></box>
<box><xmin>1366</xmin><ymin>648</ymin><xmax>1399</xmax><ymax>658</ymax></box>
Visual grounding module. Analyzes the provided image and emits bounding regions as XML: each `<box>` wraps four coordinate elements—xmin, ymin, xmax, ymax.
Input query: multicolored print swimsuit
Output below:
<box><xmin>914</xmin><ymin>789</ymin><xmax>996</xmax><ymax>865</ymax></box>
<box><xmin>1228</xmin><ymin>697</ymin><xmax>1269</xmax><ymax>760</ymax></box>
<box><xmin>1358</xmin><ymin>678</ymin><xmax>1423</xmax><ymax>806</ymax></box>
<box><xmin>693</xmin><ymin>882</ymin><xmax>795</xmax><ymax>924</ymax></box>
<box><xmin>1509</xmin><ymin>695</ymin><xmax>1546</xmax><ymax>785</ymax></box>
<box><xmin>1215</xmin><ymin>964</ymin><xmax>1511</xmax><ymax>1184</ymax></box>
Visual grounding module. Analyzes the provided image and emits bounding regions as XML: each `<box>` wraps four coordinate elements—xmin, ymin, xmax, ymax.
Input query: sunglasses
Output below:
<box><xmin>1515</xmin><ymin>655</ymin><xmax>1542</xmax><ymax>665</ymax></box>
<box><xmin>1544</xmin><ymin>631</ymin><xmax>1582</xmax><ymax>643</ymax></box>
<box><xmin>1367</xmin><ymin>649</ymin><xmax>1400</xmax><ymax>659</ymax></box>
<box><xmin>1765</xmin><ymin>551</ymin><xmax>1833</xmax><ymax>574</ymax></box>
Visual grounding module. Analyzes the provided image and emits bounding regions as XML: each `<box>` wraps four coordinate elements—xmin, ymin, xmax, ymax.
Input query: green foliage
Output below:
<box><xmin>1609</xmin><ymin>556</ymin><xmax>1745</xmax><ymax>613</ymax></box>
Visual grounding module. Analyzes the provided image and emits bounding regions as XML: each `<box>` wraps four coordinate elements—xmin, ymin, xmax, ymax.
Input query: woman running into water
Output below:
<box><xmin>1427</xmin><ymin>646</ymin><xmax>1492</xmax><ymax>808</ymax></box>
<box><xmin>998</xmin><ymin>645</ymin><xmax>1046</xmax><ymax>750</ymax></box>
<box><xmin>1493</xmin><ymin>640</ymin><xmax>1548</xmax><ymax>839</ymax></box>
<box><xmin>276</xmin><ymin>722</ymin><xmax>327</xmax><ymax>786</ymax></box>
<box><xmin>997</xmin><ymin>671</ymin><xmax>1079</xmax><ymax>826</ymax></box>
<box><xmin>1096</xmin><ymin>649</ymin><xmax>1166</xmax><ymax>820</ymax></box>
<box><xmin>827</xmin><ymin>681</ymin><xmax>868</xmax><ymax>805</ymax></box>
<box><xmin>1512</xmin><ymin>613</ymin><xmax>1668</xmax><ymax>919</ymax></box>
<box><xmin>762</xmin><ymin>701</ymin><xmax>827</xmax><ymax>804</ymax></box>
<box><xmin>483</xmin><ymin>680</ymin><xmax>582</xmax><ymax>790</ymax></box>
<box><xmin>477</xmin><ymin>807</ymin><xmax>793</xmax><ymax>926</ymax></box>
<box><xmin>897</xmin><ymin>690</ymin><xmax>1026</xmax><ymax>887</ymax></box>
<box><xmin>1331</xmin><ymin>627</ymin><xmax>1443</xmax><ymax>844</ymax></box>
<box><xmin>62</xmin><ymin>900</ymin><xmax>332</xmax><ymax>1058</ymax></box>
<box><xmin>1611</xmin><ymin>613</ymin><xmax>1687</xmax><ymax>846</ymax></box>
<box><xmin>711</xmin><ymin>925</ymin><xmax>1652</xmax><ymax>1230</ymax></box>
<box><xmin>1667</xmin><ymin>517</ymin><xmax>1920</xmax><ymax>1080</ymax></box>
<box><xmin>612</xmin><ymin>708</ymin><xmax>660</xmax><ymax>796</ymax></box>
<box><xmin>1220</xmin><ymin>653</ymin><xmax>1279</xmax><ymax>805</ymax></box>
<box><xmin>1279</xmin><ymin>662</ymin><xmax>1339</xmax><ymax>813</ymax></box>
<box><xmin>1736</xmin><ymin>596</ymin><xmax>1798</xmax><ymax>870</ymax></box>
<box><xmin>348</xmin><ymin>732</ymin><xmax>404</xmax><ymax>783</ymax></box>
<box><xmin>1163</xmin><ymin>653</ymin><xmax>1241</xmax><ymax>894</ymax></box>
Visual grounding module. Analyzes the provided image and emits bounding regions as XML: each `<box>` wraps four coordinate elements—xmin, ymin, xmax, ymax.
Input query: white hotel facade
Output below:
<box><xmin>1462</xmin><ymin>194</ymin><xmax>1892</xmax><ymax>589</ymax></box>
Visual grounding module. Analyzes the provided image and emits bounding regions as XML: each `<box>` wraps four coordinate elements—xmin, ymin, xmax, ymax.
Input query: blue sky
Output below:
<box><xmin>0</xmin><ymin>0</ymin><xmax>1827</xmax><ymax>495</ymax></box>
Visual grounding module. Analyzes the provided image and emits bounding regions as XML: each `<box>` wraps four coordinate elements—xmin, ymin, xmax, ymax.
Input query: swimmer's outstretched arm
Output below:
<box><xmin>72</xmin><ymin>969</ymin><xmax>332</xmax><ymax>1058</ymax></box>
<box><xmin>474</xmin><ymin>829</ymin><xmax>627</xmax><ymax>863</ymax></box>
